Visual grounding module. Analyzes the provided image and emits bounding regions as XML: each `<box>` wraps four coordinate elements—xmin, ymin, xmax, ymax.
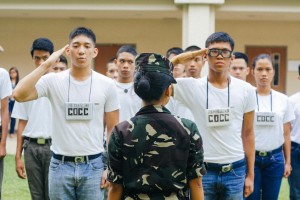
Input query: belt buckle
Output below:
<box><xmin>74</xmin><ymin>156</ymin><xmax>85</xmax><ymax>163</ymax></box>
<box><xmin>258</xmin><ymin>151</ymin><xmax>267</xmax><ymax>156</ymax></box>
<box><xmin>37</xmin><ymin>138</ymin><xmax>46</xmax><ymax>145</ymax></box>
<box><xmin>221</xmin><ymin>164</ymin><xmax>232</xmax><ymax>173</ymax></box>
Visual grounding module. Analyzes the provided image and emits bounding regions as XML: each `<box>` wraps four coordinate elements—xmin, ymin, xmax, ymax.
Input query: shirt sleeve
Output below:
<box><xmin>35</xmin><ymin>74</ymin><xmax>51</xmax><ymax>98</ymax></box>
<box><xmin>173</xmin><ymin>78</ymin><xmax>198</xmax><ymax>111</ymax></box>
<box><xmin>244</xmin><ymin>84</ymin><xmax>256</xmax><ymax>113</ymax></box>
<box><xmin>107</xmin><ymin>127</ymin><xmax>124</xmax><ymax>184</ymax></box>
<box><xmin>104</xmin><ymin>80</ymin><xmax>120</xmax><ymax>113</ymax></box>
<box><xmin>184</xmin><ymin>120</ymin><xmax>207</xmax><ymax>181</ymax></box>
<box><xmin>283</xmin><ymin>98</ymin><xmax>295</xmax><ymax>124</ymax></box>
<box><xmin>11</xmin><ymin>101</ymin><xmax>29</xmax><ymax>120</ymax></box>
<box><xmin>0</xmin><ymin>69</ymin><xmax>12</xmax><ymax>100</ymax></box>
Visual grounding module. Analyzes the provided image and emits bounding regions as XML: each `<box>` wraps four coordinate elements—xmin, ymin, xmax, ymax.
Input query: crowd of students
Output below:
<box><xmin>0</xmin><ymin>27</ymin><xmax>299</xmax><ymax>200</ymax></box>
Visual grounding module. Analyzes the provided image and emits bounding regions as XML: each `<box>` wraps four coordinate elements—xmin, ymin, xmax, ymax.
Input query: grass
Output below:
<box><xmin>3</xmin><ymin>155</ymin><xmax>30</xmax><ymax>200</ymax></box>
<box><xmin>2</xmin><ymin>155</ymin><xmax>290</xmax><ymax>200</ymax></box>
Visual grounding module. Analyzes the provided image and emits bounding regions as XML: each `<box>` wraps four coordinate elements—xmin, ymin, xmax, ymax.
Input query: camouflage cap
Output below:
<box><xmin>135</xmin><ymin>53</ymin><xmax>176</xmax><ymax>83</ymax></box>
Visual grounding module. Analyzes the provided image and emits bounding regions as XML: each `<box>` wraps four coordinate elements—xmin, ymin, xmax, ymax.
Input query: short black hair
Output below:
<box><xmin>69</xmin><ymin>27</ymin><xmax>96</xmax><ymax>45</ymax></box>
<box><xmin>252</xmin><ymin>54</ymin><xmax>273</xmax><ymax>69</ymax></box>
<box><xmin>298</xmin><ymin>64</ymin><xmax>300</xmax><ymax>76</ymax></box>
<box><xmin>184</xmin><ymin>45</ymin><xmax>201</xmax><ymax>52</ymax></box>
<box><xmin>233</xmin><ymin>52</ymin><xmax>248</xmax><ymax>65</ymax></box>
<box><xmin>30</xmin><ymin>38</ymin><xmax>54</xmax><ymax>57</ymax></box>
<box><xmin>116</xmin><ymin>45</ymin><xmax>137</xmax><ymax>58</ymax></box>
<box><xmin>205</xmin><ymin>32</ymin><xmax>234</xmax><ymax>51</ymax></box>
<box><xmin>166</xmin><ymin>47</ymin><xmax>183</xmax><ymax>59</ymax></box>
<box><xmin>59</xmin><ymin>55</ymin><xmax>68</xmax><ymax>66</ymax></box>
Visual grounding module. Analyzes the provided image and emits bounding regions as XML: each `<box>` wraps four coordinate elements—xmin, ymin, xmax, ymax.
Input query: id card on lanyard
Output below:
<box><xmin>255</xmin><ymin>90</ymin><xmax>275</xmax><ymax>125</ymax></box>
<box><xmin>206</xmin><ymin>77</ymin><xmax>231</xmax><ymax>127</ymax></box>
<box><xmin>65</xmin><ymin>102</ymin><xmax>93</xmax><ymax>120</ymax></box>
<box><xmin>255</xmin><ymin>112</ymin><xmax>276</xmax><ymax>126</ymax></box>
<box><xmin>205</xmin><ymin>108</ymin><xmax>232</xmax><ymax>127</ymax></box>
<box><xmin>66</xmin><ymin>71</ymin><xmax>93</xmax><ymax>120</ymax></box>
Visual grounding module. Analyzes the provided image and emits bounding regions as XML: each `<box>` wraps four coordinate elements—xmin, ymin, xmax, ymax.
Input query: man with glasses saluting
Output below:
<box><xmin>171</xmin><ymin>32</ymin><xmax>256</xmax><ymax>200</ymax></box>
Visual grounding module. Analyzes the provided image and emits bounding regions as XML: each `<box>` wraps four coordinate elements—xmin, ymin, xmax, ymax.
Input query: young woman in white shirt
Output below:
<box><xmin>247</xmin><ymin>54</ymin><xmax>295</xmax><ymax>200</ymax></box>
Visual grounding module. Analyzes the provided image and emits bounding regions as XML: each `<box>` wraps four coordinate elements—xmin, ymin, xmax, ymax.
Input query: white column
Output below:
<box><xmin>182</xmin><ymin>4</ymin><xmax>215</xmax><ymax>76</ymax></box>
<box><xmin>182</xmin><ymin>4</ymin><xmax>215</xmax><ymax>49</ymax></box>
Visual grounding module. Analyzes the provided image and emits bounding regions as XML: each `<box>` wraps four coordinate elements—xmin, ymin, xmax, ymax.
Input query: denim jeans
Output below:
<box><xmin>49</xmin><ymin>156</ymin><xmax>104</xmax><ymax>200</ymax></box>
<box><xmin>288</xmin><ymin>142</ymin><xmax>300</xmax><ymax>200</ymax></box>
<box><xmin>203</xmin><ymin>159</ymin><xmax>246</xmax><ymax>200</ymax></box>
<box><xmin>247</xmin><ymin>151</ymin><xmax>284</xmax><ymax>200</ymax></box>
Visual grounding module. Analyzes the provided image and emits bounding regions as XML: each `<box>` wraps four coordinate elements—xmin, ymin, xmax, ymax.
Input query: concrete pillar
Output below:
<box><xmin>182</xmin><ymin>4</ymin><xmax>215</xmax><ymax>49</ymax></box>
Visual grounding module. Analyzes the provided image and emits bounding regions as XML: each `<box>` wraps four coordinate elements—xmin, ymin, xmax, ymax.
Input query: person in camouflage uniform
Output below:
<box><xmin>107</xmin><ymin>53</ymin><xmax>206</xmax><ymax>200</ymax></box>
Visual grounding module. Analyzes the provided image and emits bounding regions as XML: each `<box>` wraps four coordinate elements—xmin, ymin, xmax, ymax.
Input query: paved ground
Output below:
<box><xmin>6</xmin><ymin>135</ymin><xmax>17</xmax><ymax>155</ymax></box>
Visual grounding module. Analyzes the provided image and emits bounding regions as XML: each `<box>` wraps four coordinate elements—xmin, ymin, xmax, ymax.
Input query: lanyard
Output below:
<box><xmin>256</xmin><ymin>90</ymin><xmax>272</xmax><ymax>112</ymax></box>
<box><xmin>67</xmin><ymin>71</ymin><xmax>93</xmax><ymax>102</ymax></box>
<box><xmin>206</xmin><ymin>77</ymin><xmax>230</xmax><ymax>109</ymax></box>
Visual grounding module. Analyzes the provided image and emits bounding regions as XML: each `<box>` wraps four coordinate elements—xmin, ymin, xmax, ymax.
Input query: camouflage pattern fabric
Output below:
<box><xmin>108</xmin><ymin>105</ymin><xmax>206</xmax><ymax>200</ymax></box>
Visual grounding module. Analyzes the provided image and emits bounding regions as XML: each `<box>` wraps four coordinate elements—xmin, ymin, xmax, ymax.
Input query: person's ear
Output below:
<box><xmin>93</xmin><ymin>48</ymin><xmax>98</xmax><ymax>58</ymax></box>
<box><xmin>65</xmin><ymin>46</ymin><xmax>70</xmax><ymax>56</ymax></box>
<box><xmin>246</xmin><ymin>67</ymin><xmax>250</xmax><ymax>76</ymax></box>
<box><xmin>165</xmin><ymin>85</ymin><xmax>172</xmax><ymax>97</ymax></box>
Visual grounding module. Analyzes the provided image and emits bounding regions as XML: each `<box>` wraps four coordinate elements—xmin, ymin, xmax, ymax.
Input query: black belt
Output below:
<box><xmin>292</xmin><ymin>141</ymin><xmax>300</xmax><ymax>149</ymax></box>
<box><xmin>52</xmin><ymin>153</ymin><xmax>101</xmax><ymax>163</ymax></box>
<box><xmin>206</xmin><ymin>159</ymin><xmax>245</xmax><ymax>173</ymax></box>
<box><xmin>256</xmin><ymin>145</ymin><xmax>282</xmax><ymax>157</ymax></box>
<box><xmin>23</xmin><ymin>136</ymin><xmax>51</xmax><ymax>145</ymax></box>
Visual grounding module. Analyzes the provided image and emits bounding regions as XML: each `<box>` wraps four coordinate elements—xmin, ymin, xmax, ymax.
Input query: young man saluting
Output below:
<box><xmin>13</xmin><ymin>27</ymin><xmax>119</xmax><ymax>200</ymax></box>
<box><xmin>173</xmin><ymin>32</ymin><xmax>255</xmax><ymax>199</ymax></box>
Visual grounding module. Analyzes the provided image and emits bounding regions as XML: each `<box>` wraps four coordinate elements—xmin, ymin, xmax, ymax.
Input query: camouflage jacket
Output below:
<box><xmin>107</xmin><ymin>105</ymin><xmax>206</xmax><ymax>200</ymax></box>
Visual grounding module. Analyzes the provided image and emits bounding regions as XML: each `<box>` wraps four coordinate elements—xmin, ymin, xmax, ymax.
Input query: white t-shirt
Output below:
<box><xmin>289</xmin><ymin>92</ymin><xmax>300</xmax><ymax>144</ymax></box>
<box><xmin>0</xmin><ymin>68</ymin><xmax>12</xmax><ymax>125</ymax></box>
<box><xmin>115</xmin><ymin>81</ymin><xmax>142</xmax><ymax>122</ymax></box>
<box><xmin>254</xmin><ymin>90</ymin><xmax>295</xmax><ymax>151</ymax></box>
<box><xmin>11</xmin><ymin>97</ymin><xmax>52</xmax><ymax>138</ymax></box>
<box><xmin>166</xmin><ymin>97</ymin><xmax>195</xmax><ymax>121</ymax></box>
<box><xmin>35</xmin><ymin>69</ymin><xmax>120</xmax><ymax>156</ymax></box>
<box><xmin>174</xmin><ymin>76</ymin><xmax>256</xmax><ymax>163</ymax></box>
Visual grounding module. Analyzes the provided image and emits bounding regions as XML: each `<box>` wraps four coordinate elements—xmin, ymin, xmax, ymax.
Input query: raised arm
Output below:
<box><xmin>13</xmin><ymin>45</ymin><xmax>68</xmax><ymax>102</ymax></box>
<box><xmin>170</xmin><ymin>48</ymin><xmax>207</xmax><ymax>65</ymax></box>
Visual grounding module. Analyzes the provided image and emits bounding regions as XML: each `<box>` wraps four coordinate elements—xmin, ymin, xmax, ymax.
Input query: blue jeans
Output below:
<box><xmin>247</xmin><ymin>151</ymin><xmax>284</xmax><ymax>200</ymax></box>
<box><xmin>203</xmin><ymin>159</ymin><xmax>246</xmax><ymax>200</ymax></box>
<box><xmin>49</xmin><ymin>156</ymin><xmax>104</xmax><ymax>200</ymax></box>
<box><xmin>289</xmin><ymin>142</ymin><xmax>300</xmax><ymax>200</ymax></box>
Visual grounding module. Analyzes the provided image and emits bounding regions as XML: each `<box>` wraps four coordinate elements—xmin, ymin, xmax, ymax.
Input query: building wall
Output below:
<box><xmin>216</xmin><ymin>20</ymin><xmax>300</xmax><ymax>95</ymax></box>
<box><xmin>0</xmin><ymin>17</ymin><xmax>182</xmax><ymax>78</ymax></box>
<box><xmin>0</xmin><ymin>17</ymin><xmax>299</xmax><ymax>95</ymax></box>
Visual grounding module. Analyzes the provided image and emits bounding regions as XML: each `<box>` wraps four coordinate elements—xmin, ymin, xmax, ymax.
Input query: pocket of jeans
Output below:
<box><xmin>271</xmin><ymin>152</ymin><xmax>284</xmax><ymax>164</ymax></box>
<box><xmin>50</xmin><ymin>158</ymin><xmax>61</xmax><ymax>171</ymax></box>
<box><xmin>22</xmin><ymin>140</ymin><xmax>29</xmax><ymax>149</ymax></box>
<box><xmin>89</xmin><ymin>157</ymin><xmax>104</xmax><ymax>171</ymax></box>
<box><xmin>231</xmin><ymin>165</ymin><xmax>246</xmax><ymax>178</ymax></box>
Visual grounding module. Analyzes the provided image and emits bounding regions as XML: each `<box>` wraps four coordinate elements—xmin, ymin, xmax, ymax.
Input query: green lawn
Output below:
<box><xmin>2</xmin><ymin>155</ymin><xmax>290</xmax><ymax>199</ymax></box>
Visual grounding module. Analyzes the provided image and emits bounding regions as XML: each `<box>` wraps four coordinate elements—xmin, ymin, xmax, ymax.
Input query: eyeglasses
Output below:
<box><xmin>207</xmin><ymin>48</ymin><xmax>232</xmax><ymax>58</ymax></box>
